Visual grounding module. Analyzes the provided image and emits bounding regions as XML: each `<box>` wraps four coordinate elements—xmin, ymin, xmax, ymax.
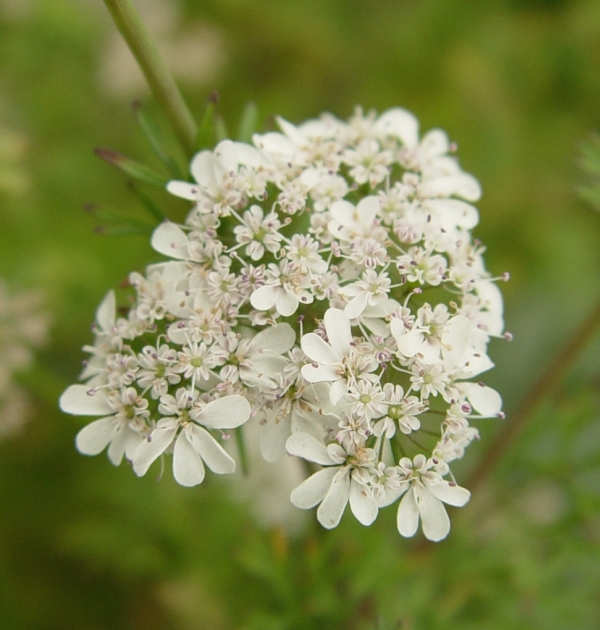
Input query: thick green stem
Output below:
<box><xmin>102</xmin><ymin>0</ymin><xmax>197</xmax><ymax>156</ymax></box>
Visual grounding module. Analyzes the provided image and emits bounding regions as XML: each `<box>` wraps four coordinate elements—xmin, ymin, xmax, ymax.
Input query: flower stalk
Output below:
<box><xmin>102</xmin><ymin>0</ymin><xmax>197</xmax><ymax>156</ymax></box>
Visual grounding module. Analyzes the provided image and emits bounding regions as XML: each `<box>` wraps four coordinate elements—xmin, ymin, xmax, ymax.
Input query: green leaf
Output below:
<box><xmin>128</xmin><ymin>181</ymin><xmax>166</xmax><ymax>223</ymax></box>
<box><xmin>237</xmin><ymin>101</ymin><xmax>258</xmax><ymax>143</ymax></box>
<box><xmin>132</xmin><ymin>100</ymin><xmax>184</xmax><ymax>179</ymax></box>
<box><xmin>84</xmin><ymin>203</ymin><xmax>154</xmax><ymax>236</ymax></box>
<box><xmin>215</xmin><ymin>115</ymin><xmax>229</xmax><ymax>142</ymax></box>
<box><xmin>196</xmin><ymin>90</ymin><xmax>219</xmax><ymax>151</ymax></box>
<box><xmin>94</xmin><ymin>147</ymin><xmax>169</xmax><ymax>188</ymax></box>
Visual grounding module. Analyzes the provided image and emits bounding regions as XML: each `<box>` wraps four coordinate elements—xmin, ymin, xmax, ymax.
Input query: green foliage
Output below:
<box><xmin>579</xmin><ymin>133</ymin><xmax>600</xmax><ymax>211</ymax></box>
<box><xmin>1</xmin><ymin>0</ymin><xmax>600</xmax><ymax>628</ymax></box>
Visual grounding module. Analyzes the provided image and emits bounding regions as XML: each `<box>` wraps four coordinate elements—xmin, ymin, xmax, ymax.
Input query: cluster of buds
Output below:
<box><xmin>60</xmin><ymin>107</ymin><xmax>507</xmax><ymax>540</ymax></box>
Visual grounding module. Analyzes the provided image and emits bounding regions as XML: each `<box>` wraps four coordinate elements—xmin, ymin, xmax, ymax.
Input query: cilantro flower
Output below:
<box><xmin>60</xmin><ymin>106</ymin><xmax>507</xmax><ymax>540</ymax></box>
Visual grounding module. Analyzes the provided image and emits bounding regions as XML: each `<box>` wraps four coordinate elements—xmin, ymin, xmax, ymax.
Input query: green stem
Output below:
<box><xmin>466</xmin><ymin>293</ymin><xmax>600</xmax><ymax>492</ymax></box>
<box><xmin>102</xmin><ymin>0</ymin><xmax>197</xmax><ymax>157</ymax></box>
<box><xmin>235</xmin><ymin>426</ymin><xmax>249</xmax><ymax>476</ymax></box>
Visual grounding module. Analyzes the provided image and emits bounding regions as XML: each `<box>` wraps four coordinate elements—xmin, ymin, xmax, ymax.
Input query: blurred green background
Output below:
<box><xmin>1</xmin><ymin>0</ymin><xmax>600</xmax><ymax>627</ymax></box>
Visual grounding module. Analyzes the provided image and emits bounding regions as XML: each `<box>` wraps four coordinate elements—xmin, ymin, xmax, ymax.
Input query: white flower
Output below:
<box><xmin>166</xmin><ymin>140</ymin><xmax>268</xmax><ymax>215</ymax></box>
<box><xmin>59</xmin><ymin>385</ymin><xmax>149</xmax><ymax>465</ymax></box>
<box><xmin>339</xmin><ymin>269</ymin><xmax>391</xmax><ymax>319</ymax></box>
<box><xmin>62</xmin><ymin>106</ymin><xmax>506</xmax><ymax>541</ymax></box>
<box><xmin>133</xmin><ymin>391</ymin><xmax>251</xmax><ymax>486</ymax></box>
<box><xmin>395</xmin><ymin>455</ymin><xmax>470</xmax><ymax>541</ymax></box>
<box><xmin>342</xmin><ymin>138</ymin><xmax>393</xmax><ymax>186</ymax></box>
<box><xmin>286</xmin><ymin>432</ymin><xmax>378</xmax><ymax>528</ymax></box>
<box><xmin>250</xmin><ymin>261</ymin><xmax>313</xmax><ymax>317</ymax></box>
<box><xmin>218</xmin><ymin>323</ymin><xmax>295</xmax><ymax>387</ymax></box>
<box><xmin>301</xmin><ymin>308</ymin><xmax>374</xmax><ymax>404</ymax></box>
<box><xmin>79</xmin><ymin>290</ymin><xmax>121</xmax><ymax>383</ymax></box>
<box><xmin>328</xmin><ymin>196</ymin><xmax>382</xmax><ymax>241</ymax></box>
<box><xmin>233</xmin><ymin>205</ymin><xmax>283</xmax><ymax>261</ymax></box>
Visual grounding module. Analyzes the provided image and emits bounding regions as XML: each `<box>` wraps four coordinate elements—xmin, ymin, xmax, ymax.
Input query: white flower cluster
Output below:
<box><xmin>0</xmin><ymin>280</ymin><xmax>49</xmax><ymax>437</ymax></box>
<box><xmin>60</xmin><ymin>107</ymin><xmax>507</xmax><ymax>541</ymax></box>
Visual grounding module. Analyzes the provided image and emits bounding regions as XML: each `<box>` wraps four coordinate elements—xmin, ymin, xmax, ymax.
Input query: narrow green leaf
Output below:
<box><xmin>237</xmin><ymin>101</ymin><xmax>258</xmax><ymax>143</ymax></box>
<box><xmin>128</xmin><ymin>181</ymin><xmax>166</xmax><ymax>223</ymax></box>
<box><xmin>94</xmin><ymin>147</ymin><xmax>169</xmax><ymax>187</ymax></box>
<box><xmin>84</xmin><ymin>203</ymin><xmax>154</xmax><ymax>236</ymax></box>
<box><xmin>215</xmin><ymin>115</ymin><xmax>229</xmax><ymax>142</ymax></box>
<box><xmin>132</xmin><ymin>101</ymin><xmax>184</xmax><ymax>179</ymax></box>
<box><xmin>196</xmin><ymin>90</ymin><xmax>219</xmax><ymax>151</ymax></box>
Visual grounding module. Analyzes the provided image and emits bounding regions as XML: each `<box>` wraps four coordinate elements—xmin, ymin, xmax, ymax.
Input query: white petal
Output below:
<box><xmin>285</xmin><ymin>432</ymin><xmax>332</xmax><ymax>465</ymax></box>
<box><xmin>356</xmin><ymin>196</ymin><xmax>380</xmax><ymax>225</ymax></box>
<box><xmin>107</xmin><ymin>425</ymin><xmax>137</xmax><ymax>465</ymax></box>
<box><xmin>423</xmin><ymin>199</ymin><xmax>479</xmax><ymax>229</ymax></box>
<box><xmin>132</xmin><ymin>426</ymin><xmax>177</xmax><ymax>477</ymax></box>
<box><xmin>250</xmin><ymin>323</ymin><xmax>295</xmax><ymax>354</ymax></box>
<box><xmin>250</xmin><ymin>284</ymin><xmax>279</xmax><ymax>312</ymax></box>
<box><xmin>475</xmin><ymin>280</ymin><xmax>504</xmax><ymax>316</ymax></box>
<box><xmin>252</xmin><ymin>131</ymin><xmax>294</xmax><ymax>157</ymax></box>
<box><xmin>95</xmin><ymin>290</ymin><xmax>115</xmax><ymax>331</ymax></box>
<box><xmin>276</xmin><ymin>290</ymin><xmax>298</xmax><ymax>317</ymax></box>
<box><xmin>442</xmin><ymin>315</ymin><xmax>473</xmax><ymax>367</ymax></box>
<box><xmin>242</xmin><ymin>355</ymin><xmax>289</xmax><ymax>385</ymax></box>
<box><xmin>166</xmin><ymin>180</ymin><xmax>201</xmax><ymax>201</ymax></box>
<box><xmin>389</xmin><ymin>317</ymin><xmax>409</xmax><ymax>343</ymax></box>
<box><xmin>301</xmin><ymin>333</ymin><xmax>338</xmax><ymax>365</ymax></box>
<box><xmin>397</xmin><ymin>488</ymin><xmax>420</xmax><ymax>538</ymax></box>
<box><xmin>455</xmin><ymin>351</ymin><xmax>494</xmax><ymax>379</ymax></box>
<box><xmin>188</xmin><ymin>425</ymin><xmax>235</xmax><ymax>474</ymax></box>
<box><xmin>329</xmin><ymin>379</ymin><xmax>347</xmax><ymax>405</ymax></box>
<box><xmin>349</xmin><ymin>479</ymin><xmax>378</xmax><ymax>526</ymax></box>
<box><xmin>375</xmin><ymin>108</ymin><xmax>420</xmax><ymax>149</ymax></box>
<box><xmin>361</xmin><ymin>315</ymin><xmax>390</xmax><ymax>338</ymax></box>
<box><xmin>396</xmin><ymin>329</ymin><xmax>425</xmax><ymax>357</ymax></box>
<box><xmin>344</xmin><ymin>292</ymin><xmax>369</xmax><ymax>320</ymax></box>
<box><xmin>317</xmin><ymin>467</ymin><xmax>351</xmax><ymax>529</ymax></box>
<box><xmin>259</xmin><ymin>414</ymin><xmax>291</xmax><ymax>462</ymax></box>
<box><xmin>189</xmin><ymin>150</ymin><xmax>220</xmax><ymax>194</ymax></box>
<box><xmin>60</xmin><ymin>385</ymin><xmax>112</xmax><ymax>416</ymax></box>
<box><xmin>465</xmin><ymin>383</ymin><xmax>503</xmax><ymax>416</ymax></box>
<box><xmin>224</xmin><ymin>141</ymin><xmax>264</xmax><ymax>169</ymax></box>
<box><xmin>151</xmin><ymin>221</ymin><xmax>189</xmax><ymax>259</ymax></box>
<box><xmin>301</xmin><ymin>363</ymin><xmax>339</xmax><ymax>385</ymax></box>
<box><xmin>329</xmin><ymin>199</ymin><xmax>355</xmax><ymax>227</ymax></box>
<box><xmin>324</xmin><ymin>308</ymin><xmax>352</xmax><ymax>355</ymax></box>
<box><xmin>197</xmin><ymin>395</ymin><xmax>251</xmax><ymax>429</ymax></box>
<box><xmin>276</xmin><ymin>116</ymin><xmax>307</xmax><ymax>145</ymax></box>
<box><xmin>418</xmin><ymin>487</ymin><xmax>451</xmax><ymax>542</ymax></box>
<box><xmin>427</xmin><ymin>481</ymin><xmax>471</xmax><ymax>507</ymax></box>
<box><xmin>290</xmin><ymin>467</ymin><xmax>337</xmax><ymax>509</ymax></box>
<box><xmin>75</xmin><ymin>417</ymin><xmax>119</xmax><ymax>456</ymax></box>
<box><xmin>173</xmin><ymin>431</ymin><xmax>206</xmax><ymax>486</ymax></box>
<box><xmin>421</xmin><ymin>173</ymin><xmax>481</xmax><ymax>202</ymax></box>
<box><xmin>420</xmin><ymin>129</ymin><xmax>449</xmax><ymax>159</ymax></box>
